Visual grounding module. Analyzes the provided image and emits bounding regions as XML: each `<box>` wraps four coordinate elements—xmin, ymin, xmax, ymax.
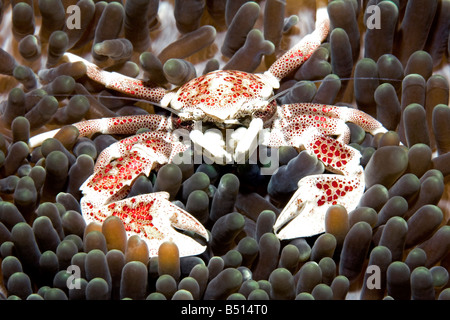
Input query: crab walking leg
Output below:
<box><xmin>266</xmin><ymin>6</ymin><xmax>330</xmax><ymax>81</ymax></box>
<box><xmin>329</xmin><ymin>105</ymin><xmax>388</xmax><ymax>135</ymax></box>
<box><xmin>82</xmin><ymin>192</ymin><xmax>209</xmax><ymax>257</ymax></box>
<box><xmin>273</xmin><ymin>170</ymin><xmax>365</xmax><ymax>239</ymax></box>
<box><xmin>28</xmin><ymin>114</ymin><xmax>175</xmax><ymax>148</ymax></box>
<box><xmin>266</xmin><ymin>103</ymin><xmax>387</xmax><ymax>149</ymax></box>
<box><xmin>269</xmin><ymin>107</ymin><xmax>351</xmax><ymax>146</ymax></box>
<box><xmin>74</xmin><ymin>114</ymin><xmax>175</xmax><ymax>136</ymax></box>
<box><xmin>64</xmin><ymin>53</ymin><xmax>167</xmax><ymax>102</ymax></box>
<box><xmin>276</xmin><ymin>103</ymin><xmax>387</xmax><ymax>135</ymax></box>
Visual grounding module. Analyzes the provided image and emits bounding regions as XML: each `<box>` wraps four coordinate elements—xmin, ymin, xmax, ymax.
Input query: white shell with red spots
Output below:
<box><xmin>81</xmin><ymin>192</ymin><xmax>209</xmax><ymax>257</ymax></box>
<box><xmin>161</xmin><ymin>70</ymin><xmax>280</xmax><ymax>122</ymax></box>
<box><xmin>73</xmin><ymin>114</ymin><xmax>174</xmax><ymax>137</ymax></box>
<box><xmin>303</xmin><ymin>129</ymin><xmax>361</xmax><ymax>176</ymax></box>
<box><xmin>267</xmin><ymin>103</ymin><xmax>387</xmax><ymax>151</ymax></box>
<box><xmin>268</xmin><ymin>7</ymin><xmax>330</xmax><ymax>81</ymax></box>
<box><xmin>273</xmin><ymin>170</ymin><xmax>365</xmax><ymax>239</ymax></box>
<box><xmin>80</xmin><ymin>130</ymin><xmax>188</xmax><ymax>209</ymax></box>
<box><xmin>64</xmin><ymin>53</ymin><xmax>167</xmax><ymax>103</ymax></box>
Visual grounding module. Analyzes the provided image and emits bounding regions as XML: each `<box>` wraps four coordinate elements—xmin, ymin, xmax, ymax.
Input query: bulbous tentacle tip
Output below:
<box><xmin>157</xmin><ymin>231</ymin><xmax>207</xmax><ymax>258</ymax></box>
<box><xmin>274</xmin><ymin>172</ymin><xmax>364</xmax><ymax>240</ymax></box>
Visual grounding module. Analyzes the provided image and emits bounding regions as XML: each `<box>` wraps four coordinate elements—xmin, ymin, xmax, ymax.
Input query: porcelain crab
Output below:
<box><xmin>30</xmin><ymin>6</ymin><xmax>387</xmax><ymax>256</ymax></box>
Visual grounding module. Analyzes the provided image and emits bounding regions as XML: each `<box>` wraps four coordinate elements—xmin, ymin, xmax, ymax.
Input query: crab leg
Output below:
<box><xmin>305</xmin><ymin>103</ymin><xmax>387</xmax><ymax>135</ymax></box>
<box><xmin>266</xmin><ymin>6</ymin><xmax>330</xmax><ymax>81</ymax></box>
<box><xmin>82</xmin><ymin>192</ymin><xmax>209</xmax><ymax>257</ymax></box>
<box><xmin>73</xmin><ymin>114</ymin><xmax>175</xmax><ymax>136</ymax></box>
<box><xmin>64</xmin><ymin>53</ymin><xmax>167</xmax><ymax>103</ymax></box>
<box><xmin>266</xmin><ymin>103</ymin><xmax>387</xmax><ymax>149</ymax></box>
<box><xmin>28</xmin><ymin>114</ymin><xmax>175</xmax><ymax>148</ymax></box>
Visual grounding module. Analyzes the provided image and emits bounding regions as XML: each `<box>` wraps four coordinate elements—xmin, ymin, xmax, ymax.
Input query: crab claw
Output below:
<box><xmin>81</xmin><ymin>192</ymin><xmax>209</xmax><ymax>257</ymax></box>
<box><xmin>273</xmin><ymin>170</ymin><xmax>365</xmax><ymax>240</ymax></box>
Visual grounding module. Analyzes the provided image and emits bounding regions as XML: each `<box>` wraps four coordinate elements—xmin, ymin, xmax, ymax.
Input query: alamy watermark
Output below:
<box><xmin>66</xmin><ymin>5</ymin><xmax>81</xmax><ymax>30</ymax></box>
<box><xmin>169</xmin><ymin>125</ymin><xmax>280</xmax><ymax>176</ymax></box>
<box><xmin>65</xmin><ymin>2</ymin><xmax>383</xmax><ymax>31</ymax></box>
<box><xmin>366</xmin><ymin>265</ymin><xmax>382</xmax><ymax>290</ymax></box>
<box><xmin>66</xmin><ymin>265</ymin><xmax>81</xmax><ymax>290</ymax></box>
<box><xmin>366</xmin><ymin>5</ymin><xmax>381</xmax><ymax>30</ymax></box>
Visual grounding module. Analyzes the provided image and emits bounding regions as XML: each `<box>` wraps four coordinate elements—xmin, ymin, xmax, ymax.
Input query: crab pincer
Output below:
<box><xmin>273</xmin><ymin>170</ymin><xmax>365</xmax><ymax>239</ymax></box>
<box><xmin>271</xmin><ymin>124</ymin><xmax>367</xmax><ymax>239</ymax></box>
<box><xmin>82</xmin><ymin>192</ymin><xmax>209</xmax><ymax>257</ymax></box>
<box><xmin>77</xmin><ymin>128</ymin><xmax>206</xmax><ymax>256</ymax></box>
<box><xmin>269</xmin><ymin>103</ymin><xmax>386</xmax><ymax>240</ymax></box>
<box><xmin>80</xmin><ymin>131</ymin><xmax>188</xmax><ymax>207</ymax></box>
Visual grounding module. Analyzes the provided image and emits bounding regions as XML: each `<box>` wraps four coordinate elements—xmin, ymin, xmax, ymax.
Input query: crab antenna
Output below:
<box><xmin>266</xmin><ymin>87</ymin><xmax>291</xmax><ymax>104</ymax></box>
